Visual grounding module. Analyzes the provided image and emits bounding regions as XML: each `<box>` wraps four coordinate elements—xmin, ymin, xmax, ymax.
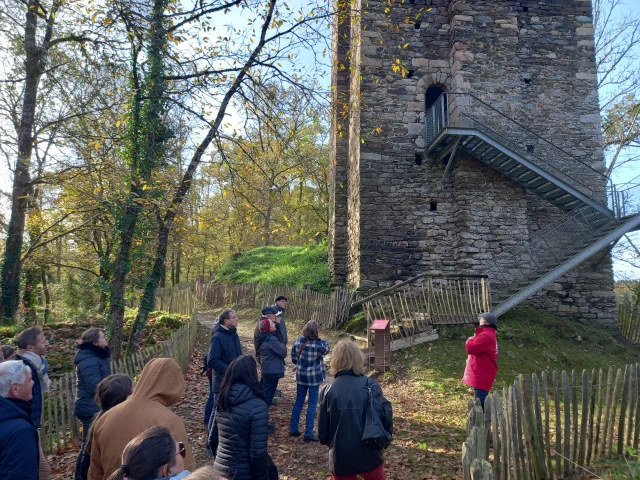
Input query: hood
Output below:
<box><xmin>74</xmin><ymin>343</ymin><xmax>111</xmax><ymax>364</ymax></box>
<box><xmin>228</xmin><ymin>383</ymin><xmax>259</xmax><ymax>406</ymax></box>
<box><xmin>132</xmin><ymin>358</ymin><xmax>185</xmax><ymax>406</ymax></box>
<box><xmin>0</xmin><ymin>396</ymin><xmax>33</xmax><ymax>425</ymax></box>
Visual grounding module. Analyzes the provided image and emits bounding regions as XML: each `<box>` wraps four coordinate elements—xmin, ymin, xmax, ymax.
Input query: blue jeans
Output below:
<box><xmin>289</xmin><ymin>384</ymin><xmax>319</xmax><ymax>437</ymax></box>
<box><xmin>474</xmin><ymin>388</ymin><xmax>489</xmax><ymax>409</ymax></box>
<box><xmin>262</xmin><ymin>374</ymin><xmax>280</xmax><ymax>407</ymax></box>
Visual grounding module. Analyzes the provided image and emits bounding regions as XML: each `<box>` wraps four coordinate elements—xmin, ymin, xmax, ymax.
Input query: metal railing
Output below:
<box><xmin>488</xmin><ymin>206</ymin><xmax>616</xmax><ymax>300</ymax></box>
<box><xmin>424</xmin><ymin>92</ymin><xmax>609</xmax><ymax>207</ymax></box>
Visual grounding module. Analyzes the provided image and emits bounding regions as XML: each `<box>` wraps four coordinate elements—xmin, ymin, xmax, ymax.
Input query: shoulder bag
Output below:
<box><xmin>361</xmin><ymin>378</ymin><xmax>392</xmax><ymax>450</ymax></box>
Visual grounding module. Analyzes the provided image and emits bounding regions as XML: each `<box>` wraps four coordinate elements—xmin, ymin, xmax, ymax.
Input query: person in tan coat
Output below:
<box><xmin>88</xmin><ymin>358</ymin><xmax>195</xmax><ymax>479</ymax></box>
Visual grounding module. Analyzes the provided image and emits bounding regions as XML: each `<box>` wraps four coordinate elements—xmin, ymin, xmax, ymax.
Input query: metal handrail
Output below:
<box><xmin>447</xmin><ymin>92</ymin><xmax>607</xmax><ymax>180</ymax></box>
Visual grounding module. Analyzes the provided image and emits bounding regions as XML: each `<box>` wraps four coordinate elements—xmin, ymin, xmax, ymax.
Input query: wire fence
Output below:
<box><xmin>40</xmin><ymin>286</ymin><xmax>198</xmax><ymax>454</ymax></box>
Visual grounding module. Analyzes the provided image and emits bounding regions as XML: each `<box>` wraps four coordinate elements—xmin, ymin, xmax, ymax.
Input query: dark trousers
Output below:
<box><xmin>74</xmin><ymin>416</ymin><xmax>93</xmax><ymax>480</ymax></box>
<box><xmin>204</xmin><ymin>377</ymin><xmax>215</xmax><ymax>427</ymax></box>
<box><xmin>474</xmin><ymin>388</ymin><xmax>489</xmax><ymax>409</ymax></box>
<box><xmin>262</xmin><ymin>374</ymin><xmax>281</xmax><ymax>407</ymax></box>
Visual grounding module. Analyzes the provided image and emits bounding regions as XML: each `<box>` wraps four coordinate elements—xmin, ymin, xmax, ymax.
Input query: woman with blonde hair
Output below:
<box><xmin>318</xmin><ymin>340</ymin><xmax>393</xmax><ymax>480</ymax></box>
<box><xmin>289</xmin><ymin>320</ymin><xmax>329</xmax><ymax>442</ymax></box>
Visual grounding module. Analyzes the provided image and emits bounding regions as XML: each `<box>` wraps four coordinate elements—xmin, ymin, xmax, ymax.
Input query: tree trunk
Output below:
<box><xmin>41</xmin><ymin>268</ymin><xmax>51</xmax><ymax>323</ymax></box>
<box><xmin>263</xmin><ymin>203</ymin><xmax>272</xmax><ymax>245</ymax></box>
<box><xmin>170</xmin><ymin>248</ymin><xmax>175</xmax><ymax>286</ymax></box>
<box><xmin>127</xmin><ymin>221</ymin><xmax>170</xmax><ymax>355</ymax></box>
<box><xmin>107</xmin><ymin>204</ymin><xmax>142</xmax><ymax>358</ymax></box>
<box><xmin>175</xmin><ymin>246</ymin><xmax>182</xmax><ymax>285</ymax></box>
<box><xmin>22</xmin><ymin>268</ymin><xmax>39</xmax><ymax>324</ymax></box>
<box><xmin>109</xmin><ymin>0</ymin><xmax>169</xmax><ymax>358</ymax></box>
<box><xmin>127</xmin><ymin>0</ymin><xmax>277</xmax><ymax>351</ymax></box>
<box><xmin>0</xmin><ymin>0</ymin><xmax>54</xmax><ymax>322</ymax></box>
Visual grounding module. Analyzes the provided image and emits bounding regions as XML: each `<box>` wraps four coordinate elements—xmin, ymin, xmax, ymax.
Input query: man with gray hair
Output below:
<box><xmin>0</xmin><ymin>360</ymin><xmax>39</xmax><ymax>479</ymax></box>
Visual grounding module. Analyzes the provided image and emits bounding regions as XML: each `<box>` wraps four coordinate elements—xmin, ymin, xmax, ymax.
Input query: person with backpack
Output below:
<box><xmin>289</xmin><ymin>321</ymin><xmax>329</xmax><ymax>442</ymax></box>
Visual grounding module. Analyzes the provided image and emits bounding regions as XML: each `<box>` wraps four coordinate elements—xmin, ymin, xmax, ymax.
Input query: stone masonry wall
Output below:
<box><xmin>329</xmin><ymin>0</ymin><xmax>617</xmax><ymax>325</ymax></box>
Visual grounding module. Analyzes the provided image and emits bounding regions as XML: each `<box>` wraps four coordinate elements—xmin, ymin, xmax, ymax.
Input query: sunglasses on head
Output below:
<box><xmin>176</xmin><ymin>442</ymin><xmax>186</xmax><ymax>459</ymax></box>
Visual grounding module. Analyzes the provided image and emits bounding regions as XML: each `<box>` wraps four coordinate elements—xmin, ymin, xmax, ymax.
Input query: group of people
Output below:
<box><xmin>202</xmin><ymin>294</ymin><xmax>394</xmax><ymax>480</ymax></box>
<box><xmin>0</xmin><ymin>288</ymin><xmax>498</xmax><ymax>480</ymax></box>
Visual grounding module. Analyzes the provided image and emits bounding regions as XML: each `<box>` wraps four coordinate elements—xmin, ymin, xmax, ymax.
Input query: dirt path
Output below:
<box><xmin>50</xmin><ymin>308</ymin><xmax>464</xmax><ymax>479</ymax></box>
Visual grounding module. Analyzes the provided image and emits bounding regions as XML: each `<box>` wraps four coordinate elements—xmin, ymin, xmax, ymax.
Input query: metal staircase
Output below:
<box><xmin>424</xmin><ymin>92</ymin><xmax>640</xmax><ymax>316</ymax></box>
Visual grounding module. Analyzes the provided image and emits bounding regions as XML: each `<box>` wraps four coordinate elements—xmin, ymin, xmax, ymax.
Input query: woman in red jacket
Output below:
<box><xmin>461</xmin><ymin>312</ymin><xmax>498</xmax><ymax>408</ymax></box>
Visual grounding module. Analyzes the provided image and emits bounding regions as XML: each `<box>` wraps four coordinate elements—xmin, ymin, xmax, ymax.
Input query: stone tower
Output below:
<box><xmin>328</xmin><ymin>0</ymin><xmax>622</xmax><ymax>324</ymax></box>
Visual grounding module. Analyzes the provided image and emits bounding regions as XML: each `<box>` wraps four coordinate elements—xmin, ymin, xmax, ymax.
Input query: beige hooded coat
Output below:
<box><xmin>87</xmin><ymin>358</ymin><xmax>195</xmax><ymax>479</ymax></box>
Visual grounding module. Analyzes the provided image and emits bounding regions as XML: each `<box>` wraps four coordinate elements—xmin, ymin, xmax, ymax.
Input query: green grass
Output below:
<box><xmin>214</xmin><ymin>244</ymin><xmax>330</xmax><ymax>293</ymax></box>
<box><xmin>396</xmin><ymin>306</ymin><xmax>640</xmax><ymax>394</ymax></box>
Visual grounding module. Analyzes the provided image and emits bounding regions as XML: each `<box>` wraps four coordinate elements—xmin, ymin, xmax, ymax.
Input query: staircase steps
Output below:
<box><xmin>423</xmin><ymin>92</ymin><xmax>640</xmax><ymax>317</ymax></box>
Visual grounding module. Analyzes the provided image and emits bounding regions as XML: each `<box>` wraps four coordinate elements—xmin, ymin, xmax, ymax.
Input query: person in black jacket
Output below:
<box><xmin>318</xmin><ymin>340</ymin><xmax>393</xmax><ymax>480</ymax></box>
<box><xmin>206</xmin><ymin>309</ymin><xmax>242</xmax><ymax>429</ymax></box>
<box><xmin>74</xmin><ymin>328</ymin><xmax>111</xmax><ymax>479</ymax></box>
<box><xmin>208</xmin><ymin>355</ymin><xmax>272</xmax><ymax>480</ymax></box>
<box><xmin>0</xmin><ymin>360</ymin><xmax>39</xmax><ymax>480</ymax></box>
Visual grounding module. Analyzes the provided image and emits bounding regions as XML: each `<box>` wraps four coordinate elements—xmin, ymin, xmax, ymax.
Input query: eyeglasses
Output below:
<box><xmin>176</xmin><ymin>442</ymin><xmax>186</xmax><ymax>459</ymax></box>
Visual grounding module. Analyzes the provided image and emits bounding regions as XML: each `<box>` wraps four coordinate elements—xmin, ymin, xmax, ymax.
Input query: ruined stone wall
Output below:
<box><xmin>329</xmin><ymin>0</ymin><xmax>617</xmax><ymax>325</ymax></box>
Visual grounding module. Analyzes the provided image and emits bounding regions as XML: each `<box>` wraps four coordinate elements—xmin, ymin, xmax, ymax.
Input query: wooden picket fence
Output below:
<box><xmin>618</xmin><ymin>298</ymin><xmax>640</xmax><ymax>344</ymax></box>
<box><xmin>155</xmin><ymin>283</ymin><xmax>195</xmax><ymax>316</ymax></box>
<box><xmin>194</xmin><ymin>279</ymin><xmax>356</xmax><ymax>329</ymax></box>
<box><xmin>40</xmin><ymin>297</ymin><xmax>198</xmax><ymax>454</ymax></box>
<box><xmin>462</xmin><ymin>363</ymin><xmax>640</xmax><ymax>480</ymax></box>
<box><xmin>359</xmin><ymin>274</ymin><xmax>491</xmax><ymax>339</ymax></box>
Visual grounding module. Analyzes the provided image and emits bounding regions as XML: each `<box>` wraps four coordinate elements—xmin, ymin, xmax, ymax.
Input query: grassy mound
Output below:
<box><xmin>214</xmin><ymin>245</ymin><xmax>330</xmax><ymax>293</ymax></box>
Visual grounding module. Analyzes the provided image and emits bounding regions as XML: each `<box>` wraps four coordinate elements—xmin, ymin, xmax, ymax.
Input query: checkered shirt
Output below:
<box><xmin>291</xmin><ymin>336</ymin><xmax>330</xmax><ymax>386</ymax></box>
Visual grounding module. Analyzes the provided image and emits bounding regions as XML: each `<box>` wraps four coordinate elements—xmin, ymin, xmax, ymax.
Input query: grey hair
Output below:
<box><xmin>0</xmin><ymin>360</ymin><xmax>31</xmax><ymax>398</ymax></box>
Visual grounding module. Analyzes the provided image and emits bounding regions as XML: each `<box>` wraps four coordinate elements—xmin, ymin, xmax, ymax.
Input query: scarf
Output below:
<box><xmin>21</xmin><ymin>350</ymin><xmax>52</xmax><ymax>393</ymax></box>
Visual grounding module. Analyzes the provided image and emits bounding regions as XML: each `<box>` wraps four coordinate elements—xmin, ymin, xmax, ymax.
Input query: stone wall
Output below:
<box><xmin>329</xmin><ymin>0</ymin><xmax>617</xmax><ymax>325</ymax></box>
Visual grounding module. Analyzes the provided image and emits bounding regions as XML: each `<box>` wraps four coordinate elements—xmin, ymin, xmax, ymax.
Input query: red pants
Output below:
<box><xmin>331</xmin><ymin>464</ymin><xmax>385</xmax><ymax>480</ymax></box>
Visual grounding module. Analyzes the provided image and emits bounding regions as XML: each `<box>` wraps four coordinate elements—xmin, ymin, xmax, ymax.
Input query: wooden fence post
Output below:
<box><xmin>519</xmin><ymin>375</ymin><xmax>547</xmax><ymax>479</ymax></box>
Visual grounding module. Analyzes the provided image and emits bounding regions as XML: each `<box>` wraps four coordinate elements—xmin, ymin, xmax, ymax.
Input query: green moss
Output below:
<box><xmin>344</xmin><ymin>311</ymin><xmax>367</xmax><ymax>334</ymax></box>
<box><xmin>214</xmin><ymin>245</ymin><xmax>330</xmax><ymax>293</ymax></box>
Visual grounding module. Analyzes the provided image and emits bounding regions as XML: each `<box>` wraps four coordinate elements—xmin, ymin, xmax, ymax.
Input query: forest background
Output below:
<box><xmin>1</xmin><ymin>0</ymin><xmax>640</xmax><ymax>357</ymax></box>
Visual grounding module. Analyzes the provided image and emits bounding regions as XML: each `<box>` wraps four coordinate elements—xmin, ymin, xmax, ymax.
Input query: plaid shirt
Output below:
<box><xmin>291</xmin><ymin>336</ymin><xmax>330</xmax><ymax>386</ymax></box>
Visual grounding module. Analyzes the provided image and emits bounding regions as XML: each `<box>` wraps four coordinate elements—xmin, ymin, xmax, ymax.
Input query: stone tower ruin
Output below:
<box><xmin>328</xmin><ymin>0</ymin><xmax>640</xmax><ymax>325</ymax></box>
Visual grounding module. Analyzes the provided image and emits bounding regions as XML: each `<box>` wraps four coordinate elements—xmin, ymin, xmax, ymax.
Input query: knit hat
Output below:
<box><xmin>479</xmin><ymin>312</ymin><xmax>497</xmax><ymax>326</ymax></box>
<box><xmin>275</xmin><ymin>295</ymin><xmax>287</xmax><ymax>302</ymax></box>
<box><xmin>261</xmin><ymin>306</ymin><xmax>279</xmax><ymax>316</ymax></box>
<box><xmin>259</xmin><ymin>319</ymin><xmax>272</xmax><ymax>333</ymax></box>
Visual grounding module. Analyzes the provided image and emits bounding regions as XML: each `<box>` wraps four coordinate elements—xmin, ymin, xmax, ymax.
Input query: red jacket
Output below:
<box><xmin>461</xmin><ymin>326</ymin><xmax>498</xmax><ymax>392</ymax></box>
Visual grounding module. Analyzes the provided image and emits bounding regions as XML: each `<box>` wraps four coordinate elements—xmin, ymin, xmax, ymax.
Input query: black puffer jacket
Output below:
<box><xmin>208</xmin><ymin>383</ymin><xmax>270</xmax><ymax>480</ymax></box>
<box><xmin>318</xmin><ymin>370</ymin><xmax>393</xmax><ymax>476</ymax></box>
<box><xmin>74</xmin><ymin>343</ymin><xmax>111</xmax><ymax>418</ymax></box>
<box><xmin>207</xmin><ymin>324</ymin><xmax>243</xmax><ymax>393</ymax></box>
